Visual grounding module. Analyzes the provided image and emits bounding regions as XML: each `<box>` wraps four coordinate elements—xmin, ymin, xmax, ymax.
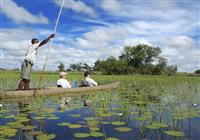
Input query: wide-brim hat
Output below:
<box><xmin>59</xmin><ymin>71</ymin><xmax>68</xmax><ymax>77</ymax></box>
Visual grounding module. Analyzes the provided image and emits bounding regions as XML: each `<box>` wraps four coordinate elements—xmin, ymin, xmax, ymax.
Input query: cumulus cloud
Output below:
<box><xmin>1</xmin><ymin>1</ymin><xmax>199</xmax><ymax>72</ymax></box>
<box><xmin>101</xmin><ymin>0</ymin><xmax>122</xmax><ymax>13</ymax></box>
<box><xmin>160</xmin><ymin>36</ymin><xmax>200</xmax><ymax>72</ymax></box>
<box><xmin>0</xmin><ymin>0</ymin><xmax>49</xmax><ymax>24</ymax></box>
<box><xmin>0</xmin><ymin>28</ymin><xmax>121</xmax><ymax>71</ymax></box>
<box><xmin>54</xmin><ymin>0</ymin><xmax>97</xmax><ymax>17</ymax></box>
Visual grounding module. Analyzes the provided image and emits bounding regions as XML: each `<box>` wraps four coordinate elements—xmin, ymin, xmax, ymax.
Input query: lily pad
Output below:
<box><xmin>84</xmin><ymin>117</ymin><xmax>95</xmax><ymax>121</ymax></box>
<box><xmin>37</xmin><ymin>133</ymin><xmax>56</xmax><ymax>140</ymax></box>
<box><xmin>99</xmin><ymin>113</ymin><xmax>113</xmax><ymax>117</ymax></box>
<box><xmin>68</xmin><ymin>124</ymin><xmax>82</xmax><ymax>129</ymax></box>
<box><xmin>105</xmin><ymin>137</ymin><xmax>119</xmax><ymax>140</ymax></box>
<box><xmin>146</xmin><ymin>122</ymin><xmax>168</xmax><ymax>129</ymax></box>
<box><xmin>115</xmin><ymin>127</ymin><xmax>132</xmax><ymax>132</ymax></box>
<box><xmin>101</xmin><ymin>121</ymin><xmax>110</xmax><ymax>125</ymax></box>
<box><xmin>33</xmin><ymin>116</ymin><xmax>45</xmax><ymax>120</ymax></box>
<box><xmin>70</xmin><ymin>114</ymin><xmax>81</xmax><ymax>117</ymax></box>
<box><xmin>0</xmin><ymin>126</ymin><xmax>17</xmax><ymax>138</ymax></box>
<box><xmin>57</xmin><ymin>122</ymin><xmax>71</xmax><ymax>126</ymax></box>
<box><xmin>6</xmin><ymin>121</ymin><xmax>24</xmax><ymax>128</ymax></box>
<box><xmin>21</xmin><ymin>125</ymin><xmax>37</xmax><ymax>131</ymax></box>
<box><xmin>74</xmin><ymin>133</ymin><xmax>90</xmax><ymax>138</ymax></box>
<box><xmin>111</xmin><ymin>121</ymin><xmax>125</xmax><ymax>126</ymax></box>
<box><xmin>46</xmin><ymin>116</ymin><xmax>59</xmax><ymax>120</ymax></box>
<box><xmin>164</xmin><ymin>130</ymin><xmax>184</xmax><ymax>137</ymax></box>
<box><xmin>89</xmin><ymin>127</ymin><xmax>100</xmax><ymax>131</ymax></box>
<box><xmin>90</xmin><ymin>132</ymin><xmax>104</xmax><ymax>137</ymax></box>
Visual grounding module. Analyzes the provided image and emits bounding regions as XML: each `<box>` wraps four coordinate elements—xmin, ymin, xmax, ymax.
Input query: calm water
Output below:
<box><xmin>0</xmin><ymin>82</ymin><xmax>200</xmax><ymax>140</ymax></box>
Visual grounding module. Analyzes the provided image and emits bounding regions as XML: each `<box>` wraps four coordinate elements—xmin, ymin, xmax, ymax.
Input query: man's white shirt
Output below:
<box><xmin>25</xmin><ymin>43</ymin><xmax>40</xmax><ymax>64</ymax></box>
<box><xmin>57</xmin><ymin>79</ymin><xmax>71</xmax><ymax>88</ymax></box>
<box><xmin>85</xmin><ymin>77</ymin><xmax>98</xmax><ymax>86</ymax></box>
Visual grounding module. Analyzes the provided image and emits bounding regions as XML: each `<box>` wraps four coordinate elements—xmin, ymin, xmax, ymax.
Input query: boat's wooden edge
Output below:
<box><xmin>0</xmin><ymin>82</ymin><xmax>120</xmax><ymax>100</ymax></box>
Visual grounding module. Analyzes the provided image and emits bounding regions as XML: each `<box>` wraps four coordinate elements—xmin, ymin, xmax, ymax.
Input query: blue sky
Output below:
<box><xmin>0</xmin><ymin>0</ymin><xmax>199</xmax><ymax>72</ymax></box>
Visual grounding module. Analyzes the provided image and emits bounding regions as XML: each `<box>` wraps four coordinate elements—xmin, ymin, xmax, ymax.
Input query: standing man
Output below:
<box><xmin>18</xmin><ymin>33</ymin><xmax>55</xmax><ymax>90</ymax></box>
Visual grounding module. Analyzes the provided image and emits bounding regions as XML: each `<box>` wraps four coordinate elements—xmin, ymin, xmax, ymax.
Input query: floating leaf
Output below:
<box><xmin>68</xmin><ymin>124</ymin><xmax>82</xmax><ymax>129</ymax></box>
<box><xmin>70</xmin><ymin>114</ymin><xmax>81</xmax><ymax>117</ymax></box>
<box><xmin>90</xmin><ymin>132</ymin><xmax>104</xmax><ymax>137</ymax></box>
<box><xmin>21</xmin><ymin>125</ymin><xmax>37</xmax><ymax>131</ymax></box>
<box><xmin>101</xmin><ymin>122</ymin><xmax>110</xmax><ymax>125</ymax></box>
<box><xmin>37</xmin><ymin>133</ymin><xmax>56</xmax><ymax>140</ymax></box>
<box><xmin>33</xmin><ymin>116</ymin><xmax>45</xmax><ymax>120</ymax></box>
<box><xmin>89</xmin><ymin>127</ymin><xmax>100</xmax><ymax>131</ymax></box>
<box><xmin>46</xmin><ymin>116</ymin><xmax>59</xmax><ymax>120</ymax></box>
<box><xmin>74</xmin><ymin>133</ymin><xmax>90</xmax><ymax>138</ymax></box>
<box><xmin>4</xmin><ymin>115</ymin><xmax>14</xmax><ymax>119</ymax></box>
<box><xmin>115</xmin><ymin>127</ymin><xmax>132</xmax><ymax>132</ymax></box>
<box><xmin>0</xmin><ymin>126</ymin><xmax>17</xmax><ymax>138</ymax></box>
<box><xmin>105</xmin><ymin>137</ymin><xmax>119</xmax><ymax>140</ymax></box>
<box><xmin>164</xmin><ymin>131</ymin><xmax>184</xmax><ymax>137</ymax></box>
<box><xmin>99</xmin><ymin>113</ymin><xmax>113</xmax><ymax>117</ymax></box>
<box><xmin>29</xmin><ymin>131</ymin><xmax>43</xmax><ymax>136</ymax></box>
<box><xmin>146</xmin><ymin>122</ymin><xmax>168</xmax><ymax>129</ymax></box>
<box><xmin>57</xmin><ymin>122</ymin><xmax>71</xmax><ymax>126</ymax></box>
<box><xmin>6</xmin><ymin>121</ymin><xmax>24</xmax><ymax>128</ymax></box>
<box><xmin>84</xmin><ymin>117</ymin><xmax>95</xmax><ymax>121</ymax></box>
<box><xmin>111</xmin><ymin>121</ymin><xmax>125</xmax><ymax>126</ymax></box>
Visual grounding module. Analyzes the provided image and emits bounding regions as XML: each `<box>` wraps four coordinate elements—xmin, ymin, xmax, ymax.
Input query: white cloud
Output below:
<box><xmin>0</xmin><ymin>0</ymin><xmax>49</xmax><ymax>24</ymax></box>
<box><xmin>54</xmin><ymin>0</ymin><xmax>97</xmax><ymax>17</ymax></box>
<box><xmin>101</xmin><ymin>0</ymin><xmax>122</xmax><ymax>13</ymax></box>
<box><xmin>160</xmin><ymin>36</ymin><xmax>200</xmax><ymax>72</ymax></box>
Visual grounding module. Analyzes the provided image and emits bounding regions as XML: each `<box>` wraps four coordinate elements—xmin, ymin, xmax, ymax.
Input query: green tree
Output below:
<box><xmin>120</xmin><ymin>44</ymin><xmax>161</xmax><ymax>68</ymax></box>
<box><xmin>83</xmin><ymin>63</ymin><xmax>90</xmax><ymax>71</ymax></box>
<box><xmin>58</xmin><ymin>63</ymin><xmax>65</xmax><ymax>72</ymax></box>
<box><xmin>195</xmin><ymin>69</ymin><xmax>200</xmax><ymax>74</ymax></box>
<box><xmin>70</xmin><ymin>64</ymin><xmax>77</xmax><ymax>71</ymax></box>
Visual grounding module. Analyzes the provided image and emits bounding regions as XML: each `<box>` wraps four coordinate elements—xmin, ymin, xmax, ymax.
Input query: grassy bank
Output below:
<box><xmin>1</xmin><ymin>70</ymin><xmax>200</xmax><ymax>91</ymax></box>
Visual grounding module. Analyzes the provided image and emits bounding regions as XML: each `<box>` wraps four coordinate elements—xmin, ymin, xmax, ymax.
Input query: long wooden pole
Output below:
<box><xmin>37</xmin><ymin>0</ymin><xmax>65</xmax><ymax>89</ymax></box>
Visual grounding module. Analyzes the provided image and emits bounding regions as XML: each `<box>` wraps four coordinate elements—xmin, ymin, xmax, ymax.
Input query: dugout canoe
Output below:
<box><xmin>0</xmin><ymin>82</ymin><xmax>120</xmax><ymax>99</ymax></box>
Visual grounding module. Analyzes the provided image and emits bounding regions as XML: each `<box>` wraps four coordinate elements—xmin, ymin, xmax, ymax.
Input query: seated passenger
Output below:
<box><xmin>82</xmin><ymin>71</ymin><xmax>98</xmax><ymax>87</ymax></box>
<box><xmin>57</xmin><ymin>71</ymin><xmax>71</xmax><ymax>88</ymax></box>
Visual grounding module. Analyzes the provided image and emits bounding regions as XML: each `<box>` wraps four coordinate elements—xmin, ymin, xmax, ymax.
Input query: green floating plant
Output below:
<box><xmin>70</xmin><ymin>114</ymin><xmax>81</xmax><ymax>117</ymax></box>
<box><xmin>111</xmin><ymin>121</ymin><xmax>125</xmax><ymax>126</ymax></box>
<box><xmin>89</xmin><ymin>127</ymin><xmax>100</xmax><ymax>131</ymax></box>
<box><xmin>101</xmin><ymin>121</ymin><xmax>110</xmax><ymax>125</ymax></box>
<box><xmin>33</xmin><ymin>116</ymin><xmax>45</xmax><ymax>120</ymax></box>
<box><xmin>57</xmin><ymin>122</ymin><xmax>71</xmax><ymax>126</ymax></box>
<box><xmin>21</xmin><ymin>125</ymin><xmax>37</xmax><ymax>131</ymax></box>
<box><xmin>36</xmin><ymin>133</ymin><xmax>56</xmax><ymax>140</ymax></box>
<box><xmin>164</xmin><ymin>130</ymin><xmax>184</xmax><ymax>137</ymax></box>
<box><xmin>6</xmin><ymin>121</ymin><xmax>24</xmax><ymax>128</ymax></box>
<box><xmin>105</xmin><ymin>137</ymin><xmax>119</xmax><ymax>140</ymax></box>
<box><xmin>146</xmin><ymin>122</ymin><xmax>168</xmax><ymax>129</ymax></box>
<box><xmin>99</xmin><ymin>113</ymin><xmax>113</xmax><ymax>117</ymax></box>
<box><xmin>46</xmin><ymin>116</ymin><xmax>59</xmax><ymax>120</ymax></box>
<box><xmin>0</xmin><ymin>126</ymin><xmax>17</xmax><ymax>138</ymax></box>
<box><xmin>74</xmin><ymin>133</ymin><xmax>90</xmax><ymax>138</ymax></box>
<box><xmin>83</xmin><ymin>117</ymin><xmax>95</xmax><ymax>121</ymax></box>
<box><xmin>90</xmin><ymin>132</ymin><xmax>104</xmax><ymax>137</ymax></box>
<box><xmin>68</xmin><ymin>124</ymin><xmax>82</xmax><ymax>129</ymax></box>
<box><xmin>115</xmin><ymin>127</ymin><xmax>132</xmax><ymax>132</ymax></box>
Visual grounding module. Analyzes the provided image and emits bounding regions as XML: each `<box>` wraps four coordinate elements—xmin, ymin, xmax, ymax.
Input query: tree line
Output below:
<box><xmin>94</xmin><ymin>44</ymin><xmax>177</xmax><ymax>75</ymax></box>
<box><xmin>57</xmin><ymin>44</ymin><xmax>200</xmax><ymax>75</ymax></box>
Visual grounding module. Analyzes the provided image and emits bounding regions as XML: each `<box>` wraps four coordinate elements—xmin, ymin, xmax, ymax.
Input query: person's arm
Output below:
<box><xmin>66</xmin><ymin>81</ymin><xmax>71</xmax><ymax>88</ymax></box>
<box><xmin>88</xmin><ymin>78</ymin><xmax>98</xmax><ymax>86</ymax></box>
<box><xmin>38</xmin><ymin>33</ymin><xmax>55</xmax><ymax>47</ymax></box>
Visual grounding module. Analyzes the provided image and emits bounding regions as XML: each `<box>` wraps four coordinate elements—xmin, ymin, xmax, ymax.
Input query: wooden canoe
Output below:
<box><xmin>0</xmin><ymin>82</ymin><xmax>120</xmax><ymax>99</ymax></box>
